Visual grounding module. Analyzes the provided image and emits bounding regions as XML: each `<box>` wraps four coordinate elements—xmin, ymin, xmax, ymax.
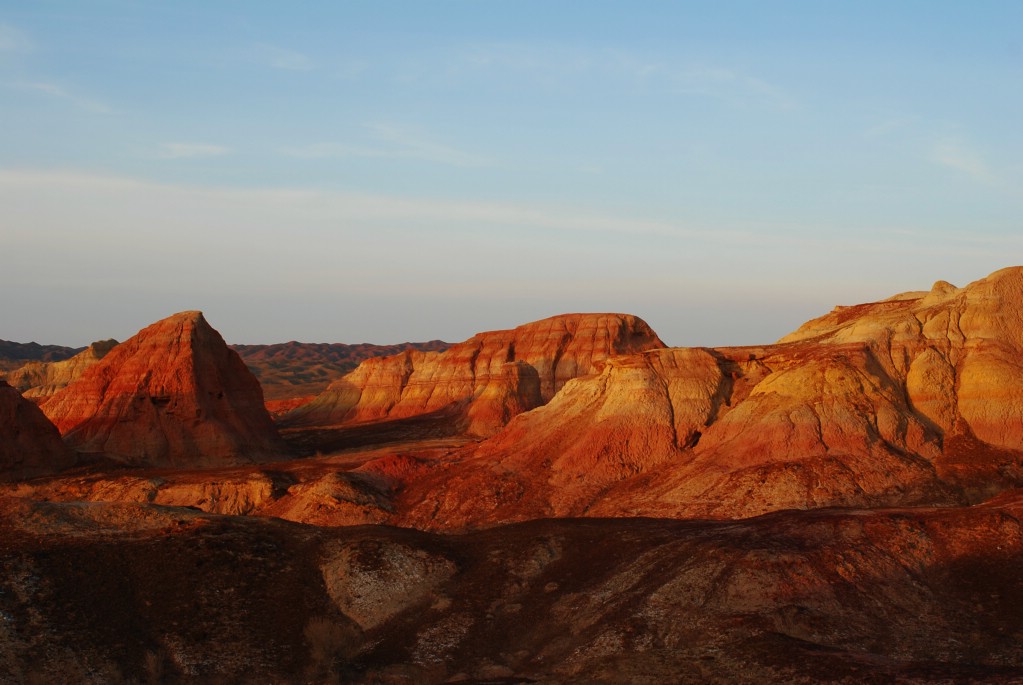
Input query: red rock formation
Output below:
<box><xmin>465</xmin><ymin>361</ymin><xmax>542</xmax><ymax>436</ymax></box>
<box><xmin>284</xmin><ymin>313</ymin><xmax>665</xmax><ymax>436</ymax></box>
<box><xmin>6</xmin><ymin>339</ymin><xmax>118</xmax><ymax>401</ymax></box>
<box><xmin>42</xmin><ymin>311</ymin><xmax>284</xmax><ymax>467</ymax></box>
<box><xmin>398</xmin><ymin>267</ymin><xmax>1023</xmax><ymax>530</ymax></box>
<box><xmin>264</xmin><ymin>395</ymin><xmax>316</xmax><ymax>418</ymax></box>
<box><xmin>779</xmin><ymin>266</ymin><xmax>1023</xmax><ymax>464</ymax></box>
<box><xmin>0</xmin><ymin>380</ymin><xmax>76</xmax><ymax>480</ymax></box>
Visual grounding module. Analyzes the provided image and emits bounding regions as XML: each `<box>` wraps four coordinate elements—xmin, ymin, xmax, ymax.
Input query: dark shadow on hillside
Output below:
<box><xmin>280</xmin><ymin>407</ymin><xmax>470</xmax><ymax>456</ymax></box>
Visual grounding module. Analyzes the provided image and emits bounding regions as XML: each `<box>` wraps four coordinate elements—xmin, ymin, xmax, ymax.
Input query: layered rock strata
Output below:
<box><xmin>399</xmin><ymin>267</ymin><xmax>1023</xmax><ymax>529</ymax></box>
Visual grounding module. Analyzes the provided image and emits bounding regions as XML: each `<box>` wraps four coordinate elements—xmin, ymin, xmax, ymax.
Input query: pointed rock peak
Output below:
<box><xmin>144</xmin><ymin>310</ymin><xmax>210</xmax><ymax>336</ymax></box>
<box><xmin>89</xmin><ymin>339</ymin><xmax>119</xmax><ymax>355</ymax></box>
<box><xmin>921</xmin><ymin>279</ymin><xmax>960</xmax><ymax>306</ymax></box>
<box><xmin>42</xmin><ymin>311</ymin><xmax>283</xmax><ymax>468</ymax></box>
<box><xmin>510</xmin><ymin>312</ymin><xmax>663</xmax><ymax>343</ymax></box>
<box><xmin>169</xmin><ymin>309</ymin><xmax>205</xmax><ymax>321</ymax></box>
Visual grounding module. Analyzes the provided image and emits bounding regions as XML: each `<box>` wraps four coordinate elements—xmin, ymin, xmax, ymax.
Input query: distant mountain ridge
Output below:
<box><xmin>230</xmin><ymin>340</ymin><xmax>451</xmax><ymax>401</ymax></box>
<box><xmin>0</xmin><ymin>339</ymin><xmax>83</xmax><ymax>372</ymax></box>
<box><xmin>4</xmin><ymin>339</ymin><xmax>118</xmax><ymax>400</ymax></box>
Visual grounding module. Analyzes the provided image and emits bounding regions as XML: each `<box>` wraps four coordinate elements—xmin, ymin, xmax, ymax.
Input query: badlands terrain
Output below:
<box><xmin>3</xmin><ymin>267</ymin><xmax>1023</xmax><ymax>683</ymax></box>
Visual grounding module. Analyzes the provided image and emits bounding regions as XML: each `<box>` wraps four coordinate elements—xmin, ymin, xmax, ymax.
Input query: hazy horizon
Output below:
<box><xmin>3</xmin><ymin>2</ymin><xmax>1021</xmax><ymax>348</ymax></box>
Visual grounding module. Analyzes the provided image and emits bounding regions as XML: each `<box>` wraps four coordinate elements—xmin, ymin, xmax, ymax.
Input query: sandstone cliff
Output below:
<box><xmin>6</xmin><ymin>339</ymin><xmax>118</xmax><ymax>400</ymax></box>
<box><xmin>0</xmin><ymin>380</ymin><xmax>76</xmax><ymax>480</ymax></box>
<box><xmin>283</xmin><ymin>313</ymin><xmax>665</xmax><ymax>436</ymax></box>
<box><xmin>399</xmin><ymin>267</ymin><xmax>1023</xmax><ymax>529</ymax></box>
<box><xmin>42</xmin><ymin>311</ymin><xmax>285</xmax><ymax>468</ymax></box>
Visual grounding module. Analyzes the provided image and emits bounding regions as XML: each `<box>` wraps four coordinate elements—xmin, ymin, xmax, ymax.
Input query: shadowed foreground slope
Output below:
<box><xmin>0</xmin><ymin>381</ymin><xmax>75</xmax><ymax>481</ymax></box>
<box><xmin>2</xmin><ymin>494</ymin><xmax>1023</xmax><ymax>684</ymax></box>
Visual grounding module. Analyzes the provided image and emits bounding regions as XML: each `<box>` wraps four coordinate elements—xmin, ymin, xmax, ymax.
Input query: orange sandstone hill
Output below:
<box><xmin>0</xmin><ymin>380</ymin><xmax>75</xmax><ymax>480</ymax></box>
<box><xmin>5</xmin><ymin>339</ymin><xmax>118</xmax><ymax>401</ymax></box>
<box><xmin>282</xmin><ymin>313</ymin><xmax>665</xmax><ymax>436</ymax></box>
<box><xmin>397</xmin><ymin>267</ymin><xmax>1023</xmax><ymax>530</ymax></box>
<box><xmin>42</xmin><ymin>311</ymin><xmax>284</xmax><ymax>468</ymax></box>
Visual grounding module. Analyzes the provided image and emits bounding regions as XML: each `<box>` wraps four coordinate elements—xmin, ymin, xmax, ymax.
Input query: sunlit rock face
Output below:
<box><xmin>283</xmin><ymin>313</ymin><xmax>665</xmax><ymax>436</ymax></box>
<box><xmin>779</xmin><ymin>266</ymin><xmax>1023</xmax><ymax>459</ymax></box>
<box><xmin>16</xmin><ymin>268</ymin><xmax>1023</xmax><ymax>533</ymax></box>
<box><xmin>5</xmin><ymin>339</ymin><xmax>118</xmax><ymax>401</ymax></box>
<box><xmin>43</xmin><ymin>311</ymin><xmax>285</xmax><ymax>468</ymax></box>
<box><xmin>0</xmin><ymin>380</ymin><xmax>76</xmax><ymax>481</ymax></box>
<box><xmin>398</xmin><ymin>267</ymin><xmax>1023</xmax><ymax>531</ymax></box>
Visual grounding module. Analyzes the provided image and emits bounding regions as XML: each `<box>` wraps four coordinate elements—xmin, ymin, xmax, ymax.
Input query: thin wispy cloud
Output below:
<box><xmin>458</xmin><ymin>43</ymin><xmax>795</xmax><ymax>109</ymax></box>
<box><xmin>463</xmin><ymin>42</ymin><xmax>593</xmax><ymax>78</ymax></box>
<box><xmin>0</xmin><ymin>23</ymin><xmax>31</xmax><ymax>53</ymax></box>
<box><xmin>930</xmin><ymin>139</ymin><xmax>996</xmax><ymax>184</ymax></box>
<box><xmin>1</xmin><ymin>169</ymin><xmax>1013</xmax><ymax>297</ymax></box>
<box><xmin>1</xmin><ymin>168</ymin><xmax>1015</xmax><ymax>346</ymax></box>
<box><xmin>253</xmin><ymin>43</ymin><xmax>314</xmax><ymax>71</ymax></box>
<box><xmin>863</xmin><ymin>115</ymin><xmax>919</xmax><ymax>139</ymax></box>
<box><xmin>11</xmin><ymin>168</ymin><xmax>983</xmax><ymax>260</ymax></box>
<box><xmin>155</xmin><ymin>143</ymin><xmax>231</xmax><ymax>159</ymax></box>
<box><xmin>14</xmin><ymin>81</ymin><xmax>112</xmax><ymax>113</ymax></box>
<box><xmin>370</xmin><ymin>124</ymin><xmax>489</xmax><ymax>167</ymax></box>
<box><xmin>282</xmin><ymin>124</ymin><xmax>489</xmax><ymax>168</ymax></box>
<box><xmin>4</xmin><ymin>169</ymin><xmax>971</xmax><ymax>257</ymax></box>
<box><xmin>0</xmin><ymin>169</ymin><xmax>729</xmax><ymax>243</ymax></box>
<box><xmin>334</xmin><ymin>60</ymin><xmax>369</xmax><ymax>79</ymax></box>
<box><xmin>664</xmin><ymin>65</ymin><xmax>795</xmax><ymax>109</ymax></box>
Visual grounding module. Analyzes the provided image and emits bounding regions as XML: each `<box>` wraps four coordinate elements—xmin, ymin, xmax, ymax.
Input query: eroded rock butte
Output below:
<box><xmin>283</xmin><ymin>312</ymin><xmax>665</xmax><ymax>436</ymax></box>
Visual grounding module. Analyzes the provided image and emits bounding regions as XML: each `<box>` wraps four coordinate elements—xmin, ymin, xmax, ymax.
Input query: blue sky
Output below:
<box><xmin>2</xmin><ymin>1</ymin><xmax>1021</xmax><ymax>346</ymax></box>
